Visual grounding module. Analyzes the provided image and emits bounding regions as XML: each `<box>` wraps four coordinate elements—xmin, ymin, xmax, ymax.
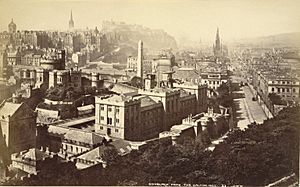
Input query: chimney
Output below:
<box><xmin>137</xmin><ymin>40</ymin><xmax>143</xmax><ymax>78</ymax></box>
<box><xmin>12</xmin><ymin>93</ymin><xmax>21</xmax><ymax>103</ymax></box>
<box><xmin>208</xmin><ymin>107</ymin><xmax>213</xmax><ymax>117</ymax></box>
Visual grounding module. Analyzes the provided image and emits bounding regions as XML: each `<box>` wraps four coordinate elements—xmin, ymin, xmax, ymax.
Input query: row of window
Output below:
<box><xmin>64</xmin><ymin>144</ymin><xmax>84</xmax><ymax>153</ymax></box>
<box><xmin>99</xmin><ymin>126</ymin><xmax>119</xmax><ymax>133</ymax></box>
<box><xmin>271</xmin><ymin>81</ymin><xmax>297</xmax><ymax>85</ymax></box>
<box><xmin>100</xmin><ymin>116</ymin><xmax>120</xmax><ymax>124</ymax></box>
<box><xmin>100</xmin><ymin>105</ymin><xmax>120</xmax><ymax>113</ymax></box>
<box><xmin>204</xmin><ymin>80</ymin><xmax>221</xmax><ymax>85</ymax></box>
<box><xmin>271</xmin><ymin>87</ymin><xmax>297</xmax><ymax>93</ymax></box>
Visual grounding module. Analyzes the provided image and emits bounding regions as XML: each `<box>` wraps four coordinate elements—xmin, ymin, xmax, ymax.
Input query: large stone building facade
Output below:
<box><xmin>0</xmin><ymin>99</ymin><xmax>37</xmax><ymax>155</ymax></box>
<box><xmin>95</xmin><ymin>80</ymin><xmax>207</xmax><ymax>141</ymax></box>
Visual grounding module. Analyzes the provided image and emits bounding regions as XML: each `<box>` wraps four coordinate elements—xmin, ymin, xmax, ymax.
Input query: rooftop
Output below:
<box><xmin>0</xmin><ymin>101</ymin><xmax>23</xmax><ymax>118</ymax></box>
<box><xmin>110</xmin><ymin>83</ymin><xmax>138</xmax><ymax>94</ymax></box>
<box><xmin>14</xmin><ymin>148</ymin><xmax>50</xmax><ymax>161</ymax></box>
<box><xmin>64</xmin><ymin>130</ymin><xmax>103</xmax><ymax>145</ymax></box>
<box><xmin>133</xmin><ymin>95</ymin><xmax>158</xmax><ymax>107</ymax></box>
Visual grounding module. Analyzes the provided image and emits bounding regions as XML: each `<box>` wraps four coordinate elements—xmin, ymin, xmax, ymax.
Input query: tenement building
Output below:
<box><xmin>200</xmin><ymin>63</ymin><xmax>228</xmax><ymax>90</ymax></box>
<box><xmin>252</xmin><ymin>70</ymin><xmax>300</xmax><ymax>102</ymax></box>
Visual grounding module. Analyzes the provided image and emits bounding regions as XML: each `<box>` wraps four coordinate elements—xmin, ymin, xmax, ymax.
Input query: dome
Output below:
<box><xmin>8</xmin><ymin>18</ymin><xmax>16</xmax><ymax>33</ymax></box>
<box><xmin>8</xmin><ymin>19</ymin><xmax>16</xmax><ymax>27</ymax></box>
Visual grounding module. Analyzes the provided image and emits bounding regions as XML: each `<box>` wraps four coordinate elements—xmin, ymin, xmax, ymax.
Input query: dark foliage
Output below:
<box><xmin>268</xmin><ymin>93</ymin><xmax>287</xmax><ymax>105</ymax></box>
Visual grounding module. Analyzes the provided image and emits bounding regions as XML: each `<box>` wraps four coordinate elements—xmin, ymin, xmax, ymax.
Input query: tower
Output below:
<box><xmin>137</xmin><ymin>40</ymin><xmax>143</xmax><ymax>78</ymax></box>
<box><xmin>69</xmin><ymin>10</ymin><xmax>74</xmax><ymax>29</ymax></box>
<box><xmin>213</xmin><ymin>27</ymin><xmax>222</xmax><ymax>57</ymax></box>
<box><xmin>8</xmin><ymin>18</ymin><xmax>16</xmax><ymax>33</ymax></box>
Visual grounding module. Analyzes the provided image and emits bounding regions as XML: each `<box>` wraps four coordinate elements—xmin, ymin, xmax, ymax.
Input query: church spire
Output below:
<box><xmin>215</xmin><ymin>27</ymin><xmax>220</xmax><ymax>49</ymax></box>
<box><xmin>69</xmin><ymin>10</ymin><xmax>74</xmax><ymax>29</ymax></box>
<box><xmin>70</xmin><ymin>10</ymin><xmax>73</xmax><ymax>21</ymax></box>
<box><xmin>213</xmin><ymin>27</ymin><xmax>222</xmax><ymax>57</ymax></box>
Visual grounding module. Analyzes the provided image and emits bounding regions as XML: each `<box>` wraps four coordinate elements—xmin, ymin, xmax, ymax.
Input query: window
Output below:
<box><xmin>116</xmin><ymin>107</ymin><xmax>120</xmax><ymax>113</ymax></box>
<box><xmin>101</xmin><ymin>106</ymin><xmax>104</xmax><ymax>111</ymax></box>
<box><xmin>217</xmin><ymin>81</ymin><xmax>219</xmax><ymax>84</ymax></box>
<box><xmin>287</xmin><ymin>88</ymin><xmax>290</xmax><ymax>92</ymax></box>
<box><xmin>277</xmin><ymin>88</ymin><xmax>280</xmax><ymax>93</ymax></box>
<box><xmin>76</xmin><ymin>147</ymin><xmax>78</xmax><ymax>153</ymax></box>
<box><xmin>271</xmin><ymin>87</ymin><xmax>275</xmax><ymax>92</ymax></box>
<box><xmin>213</xmin><ymin>81</ymin><xmax>216</xmax><ymax>85</ymax></box>
<box><xmin>107</xmin><ymin>117</ymin><xmax>112</xmax><ymax>125</ymax></box>
<box><xmin>282</xmin><ymin>81</ymin><xmax>285</xmax><ymax>84</ymax></box>
<box><xmin>293</xmin><ymin>88</ymin><xmax>296</xmax><ymax>92</ymax></box>
<box><xmin>116</xmin><ymin>118</ymin><xmax>119</xmax><ymax>124</ymax></box>
<box><xmin>282</xmin><ymin>88</ymin><xmax>285</xmax><ymax>92</ymax></box>
<box><xmin>100</xmin><ymin>126</ymin><xmax>103</xmax><ymax>130</ymax></box>
<box><xmin>115</xmin><ymin>129</ymin><xmax>119</xmax><ymax>133</ymax></box>
<box><xmin>209</xmin><ymin>81</ymin><xmax>212</xmax><ymax>84</ymax></box>
<box><xmin>100</xmin><ymin>116</ymin><xmax>104</xmax><ymax>121</ymax></box>
<box><xmin>108</xmin><ymin>106</ymin><xmax>112</xmax><ymax>112</ymax></box>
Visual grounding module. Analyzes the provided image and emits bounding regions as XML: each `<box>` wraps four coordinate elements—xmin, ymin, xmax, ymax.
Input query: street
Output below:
<box><xmin>231</xmin><ymin>76</ymin><xmax>268</xmax><ymax>130</ymax></box>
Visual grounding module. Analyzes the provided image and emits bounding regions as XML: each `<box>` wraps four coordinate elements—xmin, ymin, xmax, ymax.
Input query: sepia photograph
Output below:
<box><xmin>0</xmin><ymin>0</ymin><xmax>299</xmax><ymax>186</ymax></box>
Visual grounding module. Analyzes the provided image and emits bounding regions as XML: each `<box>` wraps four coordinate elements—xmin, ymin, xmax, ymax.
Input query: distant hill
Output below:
<box><xmin>101</xmin><ymin>20</ymin><xmax>177</xmax><ymax>51</ymax></box>
<box><xmin>232</xmin><ymin>32</ymin><xmax>300</xmax><ymax>48</ymax></box>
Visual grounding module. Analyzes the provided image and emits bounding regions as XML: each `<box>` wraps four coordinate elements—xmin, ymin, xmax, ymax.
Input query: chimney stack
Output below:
<box><xmin>137</xmin><ymin>40</ymin><xmax>143</xmax><ymax>78</ymax></box>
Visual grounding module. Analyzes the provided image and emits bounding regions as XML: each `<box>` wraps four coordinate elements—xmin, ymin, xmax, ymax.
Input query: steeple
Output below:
<box><xmin>69</xmin><ymin>10</ymin><xmax>74</xmax><ymax>29</ymax></box>
<box><xmin>213</xmin><ymin>27</ymin><xmax>222</xmax><ymax>57</ymax></box>
<box><xmin>215</xmin><ymin>27</ymin><xmax>221</xmax><ymax>50</ymax></box>
<box><xmin>70</xmin><ymin>10</ymin><xmax>73</xmax><ymax>22</ymax></box>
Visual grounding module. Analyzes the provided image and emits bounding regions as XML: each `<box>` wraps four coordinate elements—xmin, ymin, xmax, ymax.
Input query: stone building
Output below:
<box><xmin>200</xmin><ymin>63</ymin><xmax>228</xmax><ymax>90</ymax></box>
<box><xmin>6</xmin><ymin>48</ymin><xmax>21</xmax><ymax>66</ymax></box>
<box><xmin>252</xmin><ymin>69</ymin><xmax>300</xmax><ymax>103</ymax></box>
<box><xmin>10</xmin><ymin>148</ymin><xmax>58</xmax><ymax>175</ymax></box>
<box><xmin>0</xmin><ymin>48</ymin><xmax>8</xmax><ymax>80</ymax></box>
<box><xmin>95</xmin><ymin>94</ymin><xmax>142</xmax><ymax>141</ymax></box>
<box><xmin>0</xmin><ymin>98</ymin><xmax>37</xmax><ymax>155</ymax></box>
<box><xmin>40</xmin><ymin>49</ymin><xmax>65</xmax><ymax>70</ymax></box>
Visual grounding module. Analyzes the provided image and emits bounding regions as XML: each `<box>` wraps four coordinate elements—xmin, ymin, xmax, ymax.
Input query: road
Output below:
<box><xmin>232</xmin><ymin>76</ymin><xmax>268</xmax><ymax>130</ymax></box>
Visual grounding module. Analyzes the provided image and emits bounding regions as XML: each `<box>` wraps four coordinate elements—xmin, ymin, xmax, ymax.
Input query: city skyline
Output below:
<box><xmin>0</xmin><ymin>0</ymin><xmax>300</xmax><ymax>43</ymax></box>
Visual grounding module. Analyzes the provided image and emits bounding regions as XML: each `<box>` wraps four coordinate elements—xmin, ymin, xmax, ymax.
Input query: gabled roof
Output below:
<box><xmin>0</xmin><ymin>102</ymin><xmax>22</xmax><ymax>118</ymax></box>
<box><xmin>133</xmin><ymin>95</ymin><xmax>157</xmax><ymax>107</ymax></box>
<box><xmin>77</xmin><ymin>139</ymin><xmax>132</xmax><ymax>162</ymax></box>
<box><xmin>77</xmin><ymin>146</ymin><xmax>105</xmax><ymax>161</ymax></box>
<box><xmin>110</xmin><ymin>83</ymin><xmax>138</xmax><ymax>94</ymax></box>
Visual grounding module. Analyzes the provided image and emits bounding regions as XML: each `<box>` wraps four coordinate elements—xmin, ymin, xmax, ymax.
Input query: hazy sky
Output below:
<box><xmin>0</xmin><ymin>0</ymin><xmax>300</xmax><ymax>43</ymax></box>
